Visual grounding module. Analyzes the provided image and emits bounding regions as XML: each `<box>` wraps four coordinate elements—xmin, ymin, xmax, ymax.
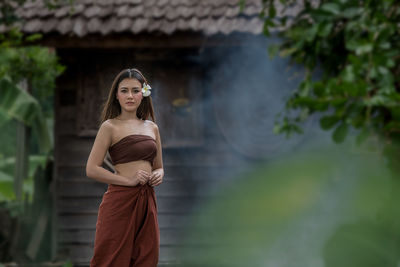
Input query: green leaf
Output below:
<box><xmin>280</xmin><ymin>47</ymin><xmax>297</xmax><ymax>57</ymax></box>
<box><xmin>332</xmin><ymin>122</ymin><xmax>348</xmax><ymax>143</ymax></box>
<box><xmin>273</xmin><ymin>122</ymin><xmax>282</xmax><ymax>134</ymax></box>
<box><xmin>343</xmin><ymin>65</ymin><xmax>355</xmax><ymax>82</ymax></box>
<box><xmin>386</xmin><ymin>58</ymin><xmax>395</xmax><ymax>68</ymax></box>
<box><xmin>351</xmin><ymin>114</ymin><xmax>365</xmax><ymax>128</ymax></box>
<box><xmin>391</xmin><ymin>107</ymin><xmax>400</xmax><ymax>120</ymax></box>
<box><xmin>364</xmin><ymin>95</ymin><xmax>390</xmax><ymax>106</ymax></box>
<box><xmin>0</xmin><ymin>110</ymin><xmax>11</xmax><ymax>128</ymax></box>
<box><xmin>0</xmin><ymin>170</ymin><xmax>13</xmax><ymax>182</ymax></box>
<box><xmin>25</xmin><ymin>33</ymin><xmax>42</xmax><ymax>42</ymax></box>
<box><xmin>299</xmin><ymin>80</ymin><xmax>311</xmax><ymax>97</ymax></box>
<box><xmin>0</xmin><ymin>77</ymin><xmax>39</xmax><ymax>126</ymax></box>
<box><xmin>378</xmin><ymin>66</ymin><xmax>389</xmax><ymax>75</ymax></box>
<box><xmin>341</xmin><ymin>7</ymin><xmax>363</xmax><ymax>18</ymax></box>
<box><xmin>239</xmin><ymin>0</ymin><xmax>246</xmax><ymax>12</ymax></box>
<box><xmin>263</xmin><ymin>21</ymin><xmax>271</xmax><ymax>36</ymax></box>
<box><xmin>305</xmin><ymin>24</ymin><xmax>319</xmax><ymax>42</ymax></box>
<box><xmin>346</xmin><ymin>40</ymin><xmax>373</xmax><ymax>55</ymax></box>
<box><xmin>383</xmin><ymin>121</ymin><xmax>400</xmax><ymax>133</ymax></box>
<box><xmin>318</xmin><ymin>23</ymin><xmax>333</xmax><ymax>37</ymax></box>
<box><xmin>331</xmin><ymin>98</ymin><xmax>347</xmax><ymax>108</ymax></box>
<box><xmin>62</xmin><ymin>260</ymin><xmax>74</xmax><ymax>267</ymax></box>
<box><xmin>0</xmin><ymin>77</ymin><xmax>52</xmax><ymax>153</ymax></box>
<box><xmin>299</xmin><ymin>108</ymin><xmax>310</xmax><ymax>121</ymax></box>
<box><xmin>355</xmin><ymin>127</ymin><xmax>369</xmax><ymax>146</ymax></box>
<box><xmin>265</xmin><ymin>19</ymin><xmax>276</xmax><ymax>27</ymax></box>
<box><xmin>313</xmin><ymin>82</ymin><xmax>326</xmax><ymax>97</ymax></box>
<box><xmin>268</xmin><ymin>2</ymin><xmax>276</xmax><ymax>18</ymax></box>
<box><xmin>355</xmin><ymin>43</ymin><xmax>373</xmax><ymax>55</ymax></box>
<box><xmin>320</xmin><ymin>115</ymin><xmax>341</xmax><ymax>130</ymax></box>
<box><xmin>267</xmin><ymin>44</ymin><xmax>279</xmax><ymax>59</ymax></box>
<box><xmin>369</xmin><ymin>67</ymin><xmax>378</xmax><ymax>79</ymax></box>
<box><xmin>0</xmin><ymin>170</ymin><xmax>15</xmax><ymax>201</ymax></box>
<box><xmin>321</xmin><ymin>3</ymin><xmax>340</xmax><ymax>15</ymax></box>
<box><xmin>379</xmin><ymin>42</ymin><xmax>391</xmax><ymax>49</ymax></box>
<box><xmin>345</xmin><ymin>21</ymin><xmax>359</xmax><ymax>32</ymax></box>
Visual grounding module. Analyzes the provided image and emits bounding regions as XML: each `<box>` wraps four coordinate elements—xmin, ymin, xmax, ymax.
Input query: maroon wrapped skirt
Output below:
<box><xmin>90</xmin><ymin>183</ymin><xmax>159</xmax><ymax>267</ymax></box>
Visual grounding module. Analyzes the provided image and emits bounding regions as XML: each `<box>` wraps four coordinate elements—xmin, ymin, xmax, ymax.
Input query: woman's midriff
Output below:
<box><xmin>113</xmin><ymin>160</ymin><xmax>153</xmax><ymax>187</ymax></box>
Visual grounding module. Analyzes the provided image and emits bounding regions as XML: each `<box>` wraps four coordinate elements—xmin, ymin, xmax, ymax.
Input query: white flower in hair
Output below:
<box><xmin>142</xmin><ymin>82</ymin><xmax>151</xmax><ymax>97</ymax></box>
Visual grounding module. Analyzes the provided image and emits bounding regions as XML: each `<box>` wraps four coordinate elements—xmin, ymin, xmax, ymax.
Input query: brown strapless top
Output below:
<box><xmin>108</xmin><ymin>134</ymin><xmax>157</xmax><ymax>165</ymax></box>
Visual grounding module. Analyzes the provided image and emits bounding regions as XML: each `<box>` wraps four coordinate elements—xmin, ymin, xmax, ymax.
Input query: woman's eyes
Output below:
<box><xmin>120</xmin><ymin>89</ymin><xmax>140</xmax><ymax>93</ymax></box>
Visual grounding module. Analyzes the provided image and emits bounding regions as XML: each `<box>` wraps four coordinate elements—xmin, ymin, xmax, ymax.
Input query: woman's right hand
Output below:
<box><xmin>126</xmin><ymin>170</ymin><xmax>150</xmax><ymax>186</ymax></box>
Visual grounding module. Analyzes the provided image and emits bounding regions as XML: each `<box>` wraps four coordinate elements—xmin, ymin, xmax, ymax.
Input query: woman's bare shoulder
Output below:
<box><xmin>98</xmin><ymin>119</ymin><xmax>115</xmax><ymax>136</ymax></box>
<box><xmin>101</xmin><ymin>119</ymin><xmax>113</xmax><ymax>128</ymax></box>
<box><xmin>145</xmin><ymin>120</ymin><xmax>158</xmax><ymax>129</ymax></box>
<box><xmin>104</xmin><ymin>118</ymin><xmax>117</xmax><ymax>125</ymax></box>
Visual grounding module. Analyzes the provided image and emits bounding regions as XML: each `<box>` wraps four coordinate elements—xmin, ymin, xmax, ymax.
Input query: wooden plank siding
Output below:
<box><xmin>53</xmin><ymin>48</ymin><xmax>244</xmax><ymax>266</ymax></box>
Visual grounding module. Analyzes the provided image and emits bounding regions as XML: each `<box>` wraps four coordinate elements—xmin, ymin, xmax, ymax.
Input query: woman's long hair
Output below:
<box><xmin>99</xmin><ymin>68</ymin><xmax>156</xmax><ymax>127</ymax></box>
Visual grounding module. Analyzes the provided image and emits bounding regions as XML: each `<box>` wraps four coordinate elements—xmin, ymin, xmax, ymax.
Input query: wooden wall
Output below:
<box><xmin>53</xmin><ymin>48</ymin><xmax>244</xmax><ymax>266</ymax></box>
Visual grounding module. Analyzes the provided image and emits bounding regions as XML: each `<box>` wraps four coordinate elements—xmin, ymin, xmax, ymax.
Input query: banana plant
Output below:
<box><xmin>0</xmin><ymin>43</ymin><xmax>64</xmax><ymax>206</ymax></box>
<box><xmin>0</xmin><ymin>76</ymin><xmax>52</xmax><ymax>205</ymax></box>
<box><xmin>0</xmin><ymin>77</ymin><xmax>52</xmax><ymax>153</ymax></box>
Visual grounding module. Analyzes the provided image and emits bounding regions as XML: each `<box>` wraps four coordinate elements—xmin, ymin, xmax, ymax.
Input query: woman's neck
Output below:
<box><xmin>115</xmin><ymin>110</ymin><xmax>141</xmax><ymax>121</ymax></box>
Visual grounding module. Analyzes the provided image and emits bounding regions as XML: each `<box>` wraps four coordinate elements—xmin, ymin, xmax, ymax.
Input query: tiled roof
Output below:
<box><xmin>5</xmin><ymin>0</ymin><xmax>274</xmax><ymax>36</ymax></box>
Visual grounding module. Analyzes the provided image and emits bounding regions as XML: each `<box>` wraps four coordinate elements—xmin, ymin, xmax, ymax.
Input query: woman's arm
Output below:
<box><xmin>85</xmin><ymin>120</ymin><xmax>132</xmax><ymax>186</ymax></box>
<box><xmin>149</xmin><ymin>122</ymin><xmax>164</xmax><ymax>186</ymax></box>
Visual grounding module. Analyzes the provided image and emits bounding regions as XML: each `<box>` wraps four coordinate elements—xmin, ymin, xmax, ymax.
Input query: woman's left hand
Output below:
<box><xmin>148</xmin><ymin>168</ymin><xmax>164</xmax><ymax>187</ymax></box>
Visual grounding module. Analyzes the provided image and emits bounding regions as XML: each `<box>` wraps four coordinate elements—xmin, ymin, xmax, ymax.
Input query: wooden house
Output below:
<box><xmin>9</xmin><ymin>0</ymin><xmax>306</xmax><ymax>265</ymax></box>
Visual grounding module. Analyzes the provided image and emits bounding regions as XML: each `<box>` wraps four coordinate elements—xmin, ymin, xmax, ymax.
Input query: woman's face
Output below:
<box><xmin>116</xmin><ymin>78</ymin><xmax>143</xmax><ymax>110</ymax></box>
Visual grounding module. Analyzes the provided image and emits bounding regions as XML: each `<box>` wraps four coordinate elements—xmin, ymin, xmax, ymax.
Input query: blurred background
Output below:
<box><xmin>0</xmin><ymin>0</ymin><xmax>399</xmax><ymax>266</ymax></box>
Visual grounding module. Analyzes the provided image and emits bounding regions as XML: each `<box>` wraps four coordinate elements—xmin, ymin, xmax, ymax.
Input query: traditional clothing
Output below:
<box><xmin>90</xmin><ymin>134</ymin><xmax>159</xmax><ymax>266</ymax></box>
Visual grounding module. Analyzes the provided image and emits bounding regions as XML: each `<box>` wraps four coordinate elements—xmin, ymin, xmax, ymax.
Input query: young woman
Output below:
<box><xmin>86</xmin><ymin>68</ymin><xmax>164</xmax><ymax>267</ymax></box>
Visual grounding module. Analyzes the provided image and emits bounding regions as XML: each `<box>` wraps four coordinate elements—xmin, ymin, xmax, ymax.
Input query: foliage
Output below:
<box><xmin>0</xmin><ymin>0</ymin><xmax>65</xmax><ymax>202</ymax></box>
<box><xmin>0</xmin><ymin>39</ymin><xmax>64</xmax><ymax>206</ymax></box>
<box><xmin>0</xmin><ymin>1</ymin><xmax>67</xmax><ymax>262</ymax></box>
<box><xmin>0</xmin><ymin>155</ymin><xmax>48</xmax><ymax>204</ymax></box>
<box><xmin>249</xmin><ymin>0</ymin><xmax>400</xmax><ymax>145</ymax></box>
<box><xmin>62</xmin><ymin>260</ymin><xmax>74</xmax><ymax>267</ymax></box>
<box><xmin>234</xmin><ymin>2</ymin><xmax>400</xmax><ymax>265</ymax></box>
<box><xmin>178</xmin><ymin>143</ymin><xmax>400</xmax><ymax>266</ymax></box>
